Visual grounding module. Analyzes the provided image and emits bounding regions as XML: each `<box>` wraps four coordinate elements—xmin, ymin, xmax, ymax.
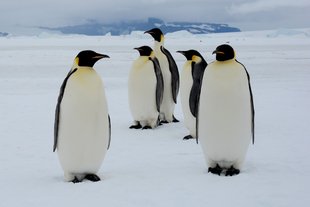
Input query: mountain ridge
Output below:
<box><xmin>0</xmin><ymin>32</ymin><xmax>9</xmax><ymax>37</ymax></box>
<box><xmin>40</xmin><ymin>17</ymin><xmax>240</xmax><ymax>36</ymax></box>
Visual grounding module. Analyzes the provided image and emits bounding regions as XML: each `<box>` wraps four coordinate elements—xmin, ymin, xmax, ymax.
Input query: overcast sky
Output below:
<box><xmin>1</xmin><ymin>0</ymin><xmax>310</xmax><ymax>34</ymax></box>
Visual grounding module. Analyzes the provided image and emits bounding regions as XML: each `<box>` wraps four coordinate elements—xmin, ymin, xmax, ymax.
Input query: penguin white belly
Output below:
<box><xmin>156</xmin><ymin>52</ymin><xmax>174</xmax><ymax>122</ymax></box>
<box><xmin>180</xmin><ymin>63</ymin><xmax>196</xmax><ymax>137</ymax></box>
<box><xmin>199</xmin><ymin>61</ymin><xmax>251</xmax><ymax>169</ymax></box>
<box><xmin>128</xmin><ymin>60</ymin><xmax>158</xmax><ymax>127</ymax></box>
<box><xmin>57</xmin><ymin>68</ymin><xmax>109</xmax><ymax>180</ymax></box>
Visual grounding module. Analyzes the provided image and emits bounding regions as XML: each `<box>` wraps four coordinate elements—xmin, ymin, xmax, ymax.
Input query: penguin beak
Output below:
<box><xmin>212</xmin><ymin>50</ymin><xmax>225</xmax><ymax>55</ymax></box>
<box><xmin>177</xmin><ymin>51</ymin><xmax>185</xmax><ymax>55</ymax></box>
<box><xmin>144</xmin><ymin>30</ymin><xmax>152</xmax><ymax>35</ymax></box>
<box><xmin>93</xmin><ymin>54</ymin><xmax>110</xmax><ymax>59</ymax></box>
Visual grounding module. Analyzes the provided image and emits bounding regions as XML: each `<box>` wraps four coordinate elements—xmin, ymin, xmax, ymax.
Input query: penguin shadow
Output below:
<box><xmin>242</xmin><ymin>162</ymin><xmax>257</xmax><ymax>174</ymax></box>
<box><xmin>51</xmin><ymin>175</ymin><xmax>66</xmax><ymax>183</ymax></box>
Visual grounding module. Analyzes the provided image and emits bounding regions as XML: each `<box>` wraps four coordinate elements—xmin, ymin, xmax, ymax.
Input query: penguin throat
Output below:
<box><xmin>216</xmin><ymin>58</ymin><xmax>235</xmax><ymax>64</ymax></box>
<box><xmin>154</xmin><ymin>41</ymin><xmax>163</xmax><ymax>52</ymax></box>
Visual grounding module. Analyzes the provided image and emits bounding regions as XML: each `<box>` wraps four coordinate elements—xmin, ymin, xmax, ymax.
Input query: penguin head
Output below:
<box><xmin>177</xmin><ymin>50</ymin><xmax>203</xmax><ymax>62</ymax></box>
<box><xmin>74</xmin><ymin>50</ymin><xmax>110</xmax><ymax>67</ymax></box>
<box><xmin>212</xmin><ymin>44</ymin><xmax>235</xmax><ymax>61</ymax></box>
<box><xmin>134</xmin><ymin>46</ymin><xmax>154</xmax><ymax>57</ymax></box>
<box><xmin>144</xmin><ymin>28</ymin><xmax>164</xmax><ymax>43</ymax></box>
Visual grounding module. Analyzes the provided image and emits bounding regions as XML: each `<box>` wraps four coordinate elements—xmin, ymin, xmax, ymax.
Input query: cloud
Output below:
<box><xmin>229</xmin><ymin>0</ymin><xmax>310</xmax><ymax>14</ymax></box>
<box><xmin>0</xmin><ymin>0</ymin><xmax>309</xmax><ymax>33</ymax></box>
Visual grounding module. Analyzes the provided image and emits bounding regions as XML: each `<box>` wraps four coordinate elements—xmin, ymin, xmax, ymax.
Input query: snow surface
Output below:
<box><xmin>0</xmin><ymin>29</ymin><xmax>310</xmax><ymax>207</ymax></box>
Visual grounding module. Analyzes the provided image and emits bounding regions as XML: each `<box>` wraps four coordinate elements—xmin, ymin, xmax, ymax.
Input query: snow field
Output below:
<box><xmin>0</xmin><ymin>29</ymin><xmax>310</xmax><ymax>206</ymax></box>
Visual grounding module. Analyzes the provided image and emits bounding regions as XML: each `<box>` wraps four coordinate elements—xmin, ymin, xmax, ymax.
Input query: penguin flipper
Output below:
<box><xmin>189</xmin><ymin>83</ymin><xmax>200</xmax><ymax>117</ymax></box>
<box><xmin>107</xmin><ymin>114</ymin><xmax>111</xmax><ymax>150</ymax></box>
<box><xmin>195</xmin><ymin>62</ymin><xmax>208</xmax><ymax>144</ymax></box>
<box><xmin>248</xmin><ymin>80</ymin><xmax>255</xmax><ymax>144</ymax></box>
<box><xmin>161</xmin><ymin>46</ymin><xmax>179</xmax><ymax>103</ymax></box>
<box><xmin>150</xmin><ymin>57</ymin><xmax>164</xmax><ymax>112</ymax></box>
<box><xmin>53</xmin><ymin>68</ymin><xmax>78</xmax><ymax>152</ymax></box>
<box><xmin>237</xmin><ymin>60</ymin><xmax>255</xmax><ymax>144</ymax></box>
<box><xmin>195</xmin><ymin>99</ymin><xmax>200</xmax><ymax>144</ymax></box>
<box><xmin>189</xmin><ymin>60</ymin><xmax>207</xmax><ymax>117</ymax></box>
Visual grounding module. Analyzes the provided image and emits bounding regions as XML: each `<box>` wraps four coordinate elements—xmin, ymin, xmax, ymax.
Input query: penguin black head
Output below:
<box><xmin>144</xmin><ymin>28</ymin><xmax>164</xmax><ymax>42</ymax></box>
<box><xmin>212</xmin><ymin>44</ymin><xmax>235</xmax><ymax>61</ymax></box>
<box><xmin>134</xmin><ymin>46</ymin><xmax>153</xmax><ymax>57</ymax></box>
<box><xmin>75</xmin><ymin>50</ymin><xmax>110</xmax><ymax>67</ymax></box>
<box><xmin>177</xmin><ymin>50</ymin><xmax>204</xmax><ymax>61</ymax></box>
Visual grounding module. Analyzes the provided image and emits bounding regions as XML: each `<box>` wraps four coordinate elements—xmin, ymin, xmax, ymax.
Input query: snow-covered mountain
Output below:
<box><xmin>40</xmin><ymin>17</ymin><xmax>240</xmax><ymax>36</ymax></box>
<box><xmin>0</xmin><ymin>32</ymin><xmax>9</xmax><ymax>37</ymax></box>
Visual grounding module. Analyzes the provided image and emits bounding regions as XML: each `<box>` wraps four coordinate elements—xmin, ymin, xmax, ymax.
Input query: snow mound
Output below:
<box><xmin>267</xmin><ymin>28</ymin><xmax>310</xmax><ymax>38</ymax></box>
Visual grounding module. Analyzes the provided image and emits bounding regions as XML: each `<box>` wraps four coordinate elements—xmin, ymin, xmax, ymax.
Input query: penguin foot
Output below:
<box><xmin>159</xmin><ymin>120</ymin><xmax>169</xmax><ymax>125</ymax></box>
<box><xmin>129</xmin><ymin>123</ymin><xmax>142</xmax><ymax>129</ymax></box>
<box><xmin>208</xmin><ymin>164</ymin><xmax>223</xmax><ymax>176</ymax></box>
<box><xmin>142</xmin><ymin>126</ymin><xmax>152</xmax><ymax>130</ymax></box>
<box><xmin>172</xmin><ymin>116</ymin><xmax>179</xmax><ymax>123</ymax></box>
<box><xmin>225</xmin><ymin>166</ymin><xmax>240</xmax><ymax>176</ymax></box>
<box><xmin>157</xmin><ymin>118</ymin><xmax>162</xmax><ymax>126</ymax></box>
<box><xmin>71</xmin><ymin>177</ymin><xmax>82</xmax><ymax>184</ymax></box>
<box><xmin>85</xmin><ymin>174</ymin><xmax>101</xmax><ymax>182</ymax></box>
<box><xmin>183</xmin><ymin>135</ymin><xmax>194</xmax><ymax>140</ymax></box>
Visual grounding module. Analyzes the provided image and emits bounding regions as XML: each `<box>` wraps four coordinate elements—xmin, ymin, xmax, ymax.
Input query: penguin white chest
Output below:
<box><xmin>57</xmin><ymin>68</ymin><xmax>109</xmax><ymax>177</ymax></box>
<box><xmin>180</xmin><ymin>62</ymin><xmax>195</xmax><ymax>135</ymax></box>
<box><xmin>199</xmin><ymin>61</ymin><xmax>252</xmax><ymax>168</ymax></box>
<box><xmin>128</xmin><ymin>58</ymin><xmax>158</xmax><ymax>122</ymax></box>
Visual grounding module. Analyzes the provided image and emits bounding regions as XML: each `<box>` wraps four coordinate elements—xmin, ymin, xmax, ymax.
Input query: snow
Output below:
<box><xmin>0</xmin><ymin>29</ymin><xmax>310</xmax><ymax>206</ymax></box>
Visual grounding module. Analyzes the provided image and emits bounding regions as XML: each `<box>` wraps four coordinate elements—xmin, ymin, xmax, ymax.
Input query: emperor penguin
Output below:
<box><xmin>198</xmin><ymin>44</ymin><xmax>254</xmax><ymax>176</ymax></box>
<box><xmin>128</xmin><ymin>46</ymin><xmax>164</xmax><ymax>129</ymax></box>
<box><xmin>54</xmin><ymin>50</ymin><xmax>111</xmax><ymax>183</ymax></box>
<box><xmin>178</xmin><ymin>50</ymin><xmax>207</xmax><ymax>140</ymax></box>
<box><xmin>145</xmin><ymin>28</ymin><xmax>179</xmax><ymax>124</ymax></box>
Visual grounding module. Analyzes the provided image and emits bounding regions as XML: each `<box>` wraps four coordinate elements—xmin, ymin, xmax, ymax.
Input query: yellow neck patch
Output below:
<box><xmin>74</xmin><ymin>57</ymin><xmax>79</xmax><ymax>66</ymax></box>
<box><xmin>150</xmin><ymin>51</ymin><xmax>155</xmax><ymax>59</ymax></box>
<box><xmin>160</xmin><ymin>34</ymin><xmax>164</xmax><ymax>43</ymax></box>
<box><xmin>192</xmin><ymin>55</ymin><xmax>202</xmax><ymax>63</ymax></box>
